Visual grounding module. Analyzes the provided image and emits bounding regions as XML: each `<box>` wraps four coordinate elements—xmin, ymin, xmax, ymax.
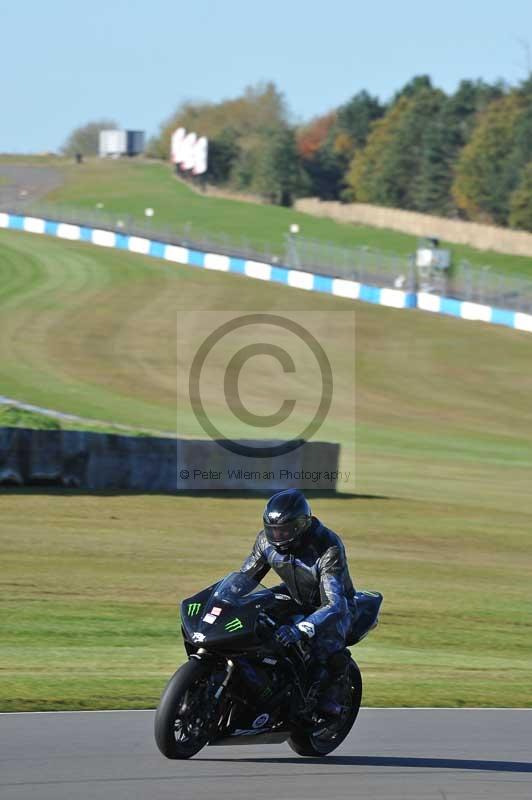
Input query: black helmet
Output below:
<box><xmin>263</xmin><ymin>489</ymin><xmax>312</xmax><ymax>551</ymax></box>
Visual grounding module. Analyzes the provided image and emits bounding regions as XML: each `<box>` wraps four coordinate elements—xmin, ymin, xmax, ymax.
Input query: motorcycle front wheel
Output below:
<box><xmin>288</xmin><ymin>659</ymin><xmax>363</xmax><ymax>757</ymax></box>
<box><xmin>154</xmin><ymin>659</ymin><xmax>213</xmax><ymax>759</ymax></box>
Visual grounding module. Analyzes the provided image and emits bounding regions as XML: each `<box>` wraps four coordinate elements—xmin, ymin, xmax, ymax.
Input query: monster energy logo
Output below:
<box><xmin>225</xmin><ymin>617</ymin><xmax>243</xmax><ymax>632</ymax></box>
<box><xmin>188</xmin><ymin>603</ymin><xmax>201</xmax><ymax>616</ymax></box>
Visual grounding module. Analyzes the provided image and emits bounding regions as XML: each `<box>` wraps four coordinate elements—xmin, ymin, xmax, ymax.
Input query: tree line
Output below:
<box><xmin>63</xmin><ymin>76</ymin><xmax>532</xmax><ymax>232</ymax></box>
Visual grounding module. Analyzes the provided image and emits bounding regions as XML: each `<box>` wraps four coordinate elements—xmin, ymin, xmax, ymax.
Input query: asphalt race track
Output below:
<box><xmin>1</xmin><ymin>709</ymin><xmax>531</xmax><ymax>800</ymax></box>
<box><xmin>0</xmin><ymin>165</ymin><xmax>64</xmax><ymax>207</ymax></box>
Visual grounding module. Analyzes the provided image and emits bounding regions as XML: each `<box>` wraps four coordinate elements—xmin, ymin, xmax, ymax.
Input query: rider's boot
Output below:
<box><xmin>317</xmin><ymin>649</ymin><xmax>351</xmax><ymax>717</ymax></box>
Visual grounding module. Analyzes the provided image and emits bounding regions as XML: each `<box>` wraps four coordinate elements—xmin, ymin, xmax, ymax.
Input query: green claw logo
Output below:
<box><xmin>225</xmin><ymin>617</ymin><xmax>244</xmax><ymax>632</ymax></box>
<box><xmin>188</xmin><ymin>602</ymin><xmax>201</xmax><ymax>616</ymax></box>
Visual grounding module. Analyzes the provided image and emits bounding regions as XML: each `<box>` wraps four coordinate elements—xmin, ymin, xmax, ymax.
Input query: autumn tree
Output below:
<box><xmin>452</xmin><ymin>92</ymin><xmax>525</xmax><ymax>224</ymax></box>
<box><xmin>150</xmin><ymin>82</ymin><xmax>289</xmax><ymax>193</ymax></box>
<box><xmin>297</xmin><ymin>112</ymin><xmax>336</xmax><ymax>161</ymax></box>
<box><xmin>296</xmin><ymin>112</ymin><xmax>343</xmax><ymax>199</ymax></box>
<box><xmin>507</xmin><ymin>87</ymin><xmax>532</xmax><ymax>231</ymax></box>
<box><xmin>346</xmin><ymin>98</ymin><xmax>407</xmax><ymax>204</ymax></box>
<box><xmin>346</xmin><ymin>76</ymin><xmax>508</xmax><ymax>213</ymax></box>
<box><xmin>297</xmin><ymin>91</ymin><xmax>384</xmax><ymax>200</ymax></box>
<box><xmin>509</xmin><ymin>163</ymin><xmax>532</xmax><ymax>230</ymax></box>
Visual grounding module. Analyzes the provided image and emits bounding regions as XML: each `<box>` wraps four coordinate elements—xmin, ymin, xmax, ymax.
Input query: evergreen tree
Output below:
<box><xmin>207</xmin><ymin>128</ymin><xmax>241</xmax><ymax>184</ymax></box>
<box><xmin>414</xmin><ymin>113</ymin><xmax>454</xmax><ymax>213</ymax></box>
<box><xmin>335</xmin><ymin>90</ymin><xmax>384</xmax><ymax>150</ymax></box>
<box><xmin>415</xmin><ymin>80</ymin><xmax>504</xmax><ymax>215</ymax></box>
<box><xmin>347</xmin><ymin>89</ymin><xmax>445</xmax><ymax>209</ymax></box>
<box><xmin>392</xmin><ymin>74</ymin><xmax>433</xmax><ymax>101</ymax></box>
<box><xmin>253</xmin><ymin>126</ymin><xmax>309</xmax><ymax>205</ymax></box>
<box><xmin>302</xmin><ymin>144</ymin><xmax>345</xmax><ymax>200</ymax></box>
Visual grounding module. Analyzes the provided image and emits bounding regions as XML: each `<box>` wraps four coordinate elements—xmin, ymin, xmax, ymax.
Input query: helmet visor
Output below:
<box><xmin>264</xmin><ymin>522</ymin><xmax>297</xmax><ymax>546</ymax></box>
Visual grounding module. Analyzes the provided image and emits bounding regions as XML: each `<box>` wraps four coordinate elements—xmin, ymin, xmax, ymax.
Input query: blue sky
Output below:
<box><xmin>2</xmin><ymin>0</ymin><xmax>532</xmax><ymax>152</ymax></box>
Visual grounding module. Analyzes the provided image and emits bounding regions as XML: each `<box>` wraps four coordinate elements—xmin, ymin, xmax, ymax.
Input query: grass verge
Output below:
<box><xmin>0</xmin><ymin>405</ymin><xmax>155</xmax><ymax>436</ymax></box>
<box><xmin>1</xmin><ymin>491</ymin><xmax>531</xmax><ymax>710</ymax></box>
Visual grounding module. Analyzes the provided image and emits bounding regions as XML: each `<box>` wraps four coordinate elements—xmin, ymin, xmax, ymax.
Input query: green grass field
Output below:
<box><xmin>2</xmin><ymin>490</ymin><xmax>531</xmax><ymax>711</ymax></box>
<box><xmin>4</xmin><ymin>154</ymin><xmax>532</xmax><ymax>277</ymax></box>
<box><xmin>0</xmin><ymin>405</ymin><xmax>159</xmax><ymax>436</ymax></box>
<box><xmin>0</xmin><ymin>226</ymin><xmax>531</xmax><ymax>710</ymax></box>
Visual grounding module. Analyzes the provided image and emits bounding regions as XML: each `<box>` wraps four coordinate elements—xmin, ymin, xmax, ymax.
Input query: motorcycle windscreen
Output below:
<box><xmin>210</xmin><ymin>571</ymin><xmax>265</xmax><ymax>606</ymax></box>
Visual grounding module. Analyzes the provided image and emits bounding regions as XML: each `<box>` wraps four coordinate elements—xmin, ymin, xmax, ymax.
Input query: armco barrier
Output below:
<box><xmin>0</xmin><ymin>428</ymin><xmax>340</xmax><ymax>492</ymax></box>
<box><xmin>1</xmin><ymin>211</ymin><xmax>532</xmax><ymax>334</ymax></box>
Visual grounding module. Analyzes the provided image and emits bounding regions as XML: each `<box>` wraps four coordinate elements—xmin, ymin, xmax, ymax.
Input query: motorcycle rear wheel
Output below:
<box><xmin>288</xmin><ymin>659</ymin><xmax>362</xmax><ymax>757</ymax></box>
<box><xmin>154</xmin><ymin>659</ymin><xmax>213</xmax><ymax>759</ymax></box>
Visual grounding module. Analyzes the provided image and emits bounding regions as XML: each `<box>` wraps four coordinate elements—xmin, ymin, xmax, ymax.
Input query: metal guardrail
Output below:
<box><xmin>2</xmin><ymin>200</ymin><xmax>283</xmax><ymax>267</ymax></box>
<box><xmin>286</xmin><ymin>236</ymin><xmax>532</xmax><ymax>313</ymax></box>
<box><xmin>3</xmin><ymin>200</ymin><xmax>532</xmax><ymax>313</ymax></box>
<box><xmin>449</xmin><ymin>262</ymin><xmax>532</xmax><ymax>314</ymax></box>
<box><xmin>284</xmin><ymin>234</ymin><xmax>415</xmax><ymax>286</ymax></box>
<box><xmin>1</xmin><ymin>200</ymin><xmax>416</xmax><ymax>284</ymax></box>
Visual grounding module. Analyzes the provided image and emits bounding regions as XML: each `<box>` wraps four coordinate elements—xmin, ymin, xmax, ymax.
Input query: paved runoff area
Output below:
<box><xmin>1</xmin><ymin>709</ymin><xmax>531</xmax><ymax>800</ymax></box>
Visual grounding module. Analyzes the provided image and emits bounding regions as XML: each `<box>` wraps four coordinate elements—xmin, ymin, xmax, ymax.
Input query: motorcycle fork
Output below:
<box><xmin>209</xmin><ymin>658</ymin><xmax>233</xmax><ymax>700</ymax></box>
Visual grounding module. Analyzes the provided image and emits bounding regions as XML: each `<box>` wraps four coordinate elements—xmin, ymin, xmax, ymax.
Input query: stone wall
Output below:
<box><xmin>0</xmin><ymin>428</ymin><xmax>341</xmax><ymax>492</ymax></box>
<box><xmin>295</xmin><ymin>198</ymin><xmax>532</xmax><ymax>259</ymax></box>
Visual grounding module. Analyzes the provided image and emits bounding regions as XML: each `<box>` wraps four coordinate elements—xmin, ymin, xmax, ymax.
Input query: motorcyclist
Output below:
<box><xmin>240</xmin><ymin>488</ymin><xmax>358</xmax><ymax>715</ymax></box>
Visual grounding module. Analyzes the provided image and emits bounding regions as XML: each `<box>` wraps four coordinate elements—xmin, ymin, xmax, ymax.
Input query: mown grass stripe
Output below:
<box><xmin>3</xmin><ymin>211</ymin><xmax>532</xmax><ymax>334</ymax></box>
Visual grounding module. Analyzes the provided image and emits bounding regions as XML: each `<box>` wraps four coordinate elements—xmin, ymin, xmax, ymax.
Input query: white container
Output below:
<box><xmin>99</xmin><ymin>130</ymin><xmax>144</xmax><ymax>157</ymax></box>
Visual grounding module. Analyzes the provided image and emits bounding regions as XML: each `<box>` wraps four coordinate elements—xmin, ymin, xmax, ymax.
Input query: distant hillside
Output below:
<box><xmin>3</xmin><ymin>156</ymin><xmax>532</xmax><ymax>279</ymax></box>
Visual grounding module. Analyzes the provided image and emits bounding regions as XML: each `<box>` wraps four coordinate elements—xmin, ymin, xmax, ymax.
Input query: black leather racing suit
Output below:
<box><xmin>240</xmin><ymin>516</ymin><xmax>358</xmax><ymax>661</ymax></box>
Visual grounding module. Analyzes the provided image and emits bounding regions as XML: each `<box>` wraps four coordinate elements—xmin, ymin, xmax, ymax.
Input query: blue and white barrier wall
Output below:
<box><xmin>2</xmin><ymin>211</ymin><xmax>532</xmax><ymax>334</ymax></box>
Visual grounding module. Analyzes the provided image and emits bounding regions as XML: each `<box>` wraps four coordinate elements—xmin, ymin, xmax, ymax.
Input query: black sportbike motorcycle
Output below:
<box><xmin>155</xmin><ymin>572</ymin><xmax>382</xmax><ymax>759</ymax></box>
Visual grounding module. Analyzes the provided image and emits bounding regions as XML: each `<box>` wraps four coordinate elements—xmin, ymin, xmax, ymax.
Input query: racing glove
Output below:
<box><xmin>276</xmin><ymin>624</ymin><xmax>303</xmax><ymax>646</ymax></box>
